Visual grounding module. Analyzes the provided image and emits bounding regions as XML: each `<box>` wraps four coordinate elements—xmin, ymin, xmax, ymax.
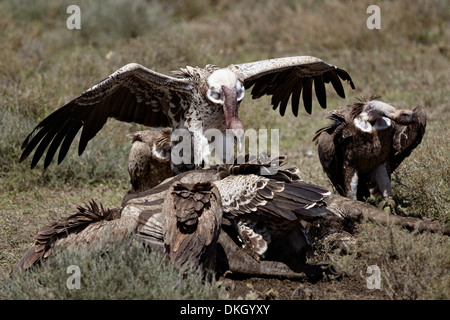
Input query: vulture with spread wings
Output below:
<box><xmin>19</xmin><ymin>56</ymin><xmax>354</xmax><ymax>173</ymax></box>
<box><xmin>313</xmin><ymin>96</ymin><xmax>426</xmax><ymax>210</ymax></box>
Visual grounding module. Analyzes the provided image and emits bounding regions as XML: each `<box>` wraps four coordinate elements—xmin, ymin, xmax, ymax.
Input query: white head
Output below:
<box><xmin>152</xmin><ymin>143</ymin><xmax>170</xmax><ymax>162</ymax></box>
<box><xmin>206</xmin><ymin>68</ymin><xmax>245</xmax><ymax>104</ymax></box>
<box><xmin>206</xmin><ymin>68</ymin><xmax>245</xmax><ymax>151</ymax></box>
<box><xmin>365</xmin><ymin>100</ymin><xmax>420</xmax><ymax>125</ymax></box>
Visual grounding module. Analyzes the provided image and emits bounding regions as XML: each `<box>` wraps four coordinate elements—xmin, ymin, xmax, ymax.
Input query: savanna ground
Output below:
<box><xmin>0</xmin><ymin>0</ymin><xmax>449</xmax><ymax>300</ymax></box>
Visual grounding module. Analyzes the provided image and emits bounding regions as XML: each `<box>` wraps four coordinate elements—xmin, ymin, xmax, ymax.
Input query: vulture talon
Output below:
<box><xmin>379</xmin><ymin>197</ymin><xmax>397</xmax><ymax>215</ymax></box>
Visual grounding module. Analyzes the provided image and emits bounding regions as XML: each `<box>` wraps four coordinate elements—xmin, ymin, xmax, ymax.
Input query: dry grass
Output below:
<box><xmin>0</xmin><ymin>0</ymin><xmax>449</xmax><ymax>299</ymax></box>
<box><xmin>313</xmin><ymin>223</ymin><xmax>450</xmax><ymax>300</ymax></box>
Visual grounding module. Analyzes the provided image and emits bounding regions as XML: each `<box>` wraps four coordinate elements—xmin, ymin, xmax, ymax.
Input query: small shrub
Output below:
<box><xmin>2</xmin><ymin>237</ymin><xmax>227</xmax><ymax>300</ymax></box>
<box><xmin>392</xmin><ymin>134</ymin><xmax>449</xmax><ymax>222</ymax></box>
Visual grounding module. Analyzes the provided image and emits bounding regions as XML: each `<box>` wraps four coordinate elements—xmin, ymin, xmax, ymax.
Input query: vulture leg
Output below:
<box><xmin>345</xmin><ymin>169</ymin><xmax>359</xmax><ymax>200</ymax></box>
<box><xmin>372</xmin><ymin>164</ymin><xmax>396</xmax><ymax>214</ymax></box>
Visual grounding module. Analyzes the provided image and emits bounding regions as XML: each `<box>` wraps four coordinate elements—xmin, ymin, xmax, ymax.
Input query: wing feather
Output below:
<box><xmin>216</xmin><ymin>166</ymin><xmax>331</xmax><ymax>222</ymax></box>
<box><xmin>44</xmin><ymin>120</ymin><xmax>74</xmax><ymax>168</ymax></box>
<box><xmin>327</xmin><ymin>70</ymin><xmax>346</xmax><ymax>98</ymax></box>
<box><xmin>20</xmin><ymin>63</ymin><xmax>194</xmax><ymax>168</ymax></box>
<box><xmin>314</xmin><ymin>75</ymin><xmax>327</xmax><ymax>109</ymax></box>
<box><xmin>313</xmin><ymin>108</ymin><xmax>349</xmax><ymax>196</ymax></box>
<box><xmin>234</xmin><ymin>56</ymin><xmax>354</xmax><ymax>116</ymax></box>
<box><xmin>301</xmin><ymin>77</ymin><xmax>313</xmax><ymax>114</ymax></box>
<box><xmin>290</xmin><ymin>80</ymin><xmax>303</xmax><ymax>117</ymax></box>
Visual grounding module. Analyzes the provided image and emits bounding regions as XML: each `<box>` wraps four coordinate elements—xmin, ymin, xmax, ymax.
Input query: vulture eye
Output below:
<box><xmin>211</xmin><ymin>92</ymin><xmax>221</xmax><ymax>100</ymax></box>
<box><xmin>237</xmin><ymin>88</ymin><xmax>245</xmax><ymax>102</ymax></box>
<box><xmin>236</xmin><ymin>82</ymin><xmax>245</xmax><ymax>101</ymax></box>
<box><xmin>207</xmin><ymin>90</ymin><xmax>224</xmax><ymax>104</ymax></box>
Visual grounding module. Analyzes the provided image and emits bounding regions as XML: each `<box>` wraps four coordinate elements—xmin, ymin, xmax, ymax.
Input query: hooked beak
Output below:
<box><xmin>233</xmin><ymin>127</ymin><xmax>244</xmax><ymax>153</ymax></box>
<box><xmin>222</xmin><ymin>86</ymin><xmax>245</xmax><ymax>152</ymax></box>
<box><xmin>415</xmin><ymin>114</ymin><xmax>421</xmax><ymax>124</ymax></box>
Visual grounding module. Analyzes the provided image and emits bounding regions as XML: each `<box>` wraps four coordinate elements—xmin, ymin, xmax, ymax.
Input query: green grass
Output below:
<box><xmin>315</xmin><ymin>223</ymin><xmax>450</xmax><ymax>299</ymax></box>
<box><xmin>1</xmin><ymin>0</ymin><xmax>449</xmax><ymax>299</ymax></box>
<box><xmin>2</xmin><ymin>237</ymin><xmax>227</xmax><ymax>299</ymax></box>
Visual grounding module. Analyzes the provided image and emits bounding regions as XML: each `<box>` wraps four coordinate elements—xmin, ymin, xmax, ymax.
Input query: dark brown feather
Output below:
<box><xmin>313</xmin><ymin>75</ymin><xmax>327</xmax><ymax>109</ymax></box>
<box><xmin>163</xmin><ymin>180</ymin><xmax>222</xmax><ymax>273</ymax></box>
<box><xmin>19</xmin><ymin>64</ymin><xmax>190</xmax><ymax>169</ymax></box>
<box><xmin>315</xmin><ymin>98</ymin><xmax>426</xmax><ymax>201</ymax></box>
<box><xmin>390</xmin><ymin>106</ymin><xmax>427</xmax><ymax>172</ymax></box>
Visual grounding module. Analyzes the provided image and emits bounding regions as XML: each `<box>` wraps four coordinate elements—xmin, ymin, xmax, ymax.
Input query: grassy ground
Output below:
<box><xmin>0</xmin><ymin>0</ymin><xmax>449</xmax><ymax>299</ymax></box>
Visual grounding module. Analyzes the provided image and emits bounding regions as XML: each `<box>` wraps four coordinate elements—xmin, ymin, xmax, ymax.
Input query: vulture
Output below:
<box><xmin>122</xmin><ymin>128</ymin><xmax>332</xmax><ymax>260</ymax></box>
<box><xmin>19</xmin><ymin>56</ymin><xmax>354</xmax><ymax>173</ymax></box>
<box><xmin>16</xmin><ymin>181</ymin><xmax>223</xmax><ymax>274</ymax></box>
<box><xmin>313</xmin><ymin>96</ymin><xmax>426</xmax><ymax>209</ymax></box>
<box><xmin>127</xmin><ymin>128</ymin><xmax>173</xmax><ymax>193</ymax></box>
<box><xmin>122</xmin><ymin>154</ymin><xmax>333</xmax><ymax>262</ymax></box>
<box><xmin>163</xmin><ymin>180</ymin><xmax>222</xmax><ymax>273</ymax></box>
<box><xmin>16</xmin><ymin>156</ymin><xmax>333</xmax><ymax>274</ymax></box>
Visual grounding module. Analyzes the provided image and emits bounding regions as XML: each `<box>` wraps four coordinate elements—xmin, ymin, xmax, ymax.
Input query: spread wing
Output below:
<box><xmin>19</xmin><ymin>63</ymin><xmax>194</xmax><ymax>169</ymax></box>
<box><xmin>233</xmin><ymin>56</ymin><xmax>355</xmax><ymax>116</ymax></box>
<box><xmin>390</xmin><ymin>106</ymin><xmax>427</xmax><ymax>173</ymax></box>
<box><xmin>214</xmin><ymin>158</ymin><xmax>331</xmax><ymax>222</ymax></box>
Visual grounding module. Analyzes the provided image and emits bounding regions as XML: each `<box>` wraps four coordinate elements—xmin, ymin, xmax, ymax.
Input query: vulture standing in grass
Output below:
<box><xmin>313</xmin><ymin>96</ymin><xmax>426</xmax><ymax>211</ymax></box>
<box><xmin>127</xmin><ymin>128</ymin><xmax>173</xmax><ymax>193</ymax></box>
<box><xmin>19</xmin><ymin>56</ymin><xmax>354</xmax><ymax>173</ymax></box>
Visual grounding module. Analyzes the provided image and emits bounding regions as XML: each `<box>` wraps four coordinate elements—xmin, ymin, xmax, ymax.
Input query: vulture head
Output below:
<box><xmin>128</xmin><ymin>129</ymin><xmax>171</xmax><ymax>162</ymax></box>
<box><xmin>353</xmin><ymin>99</ymin><xmax>421</xmax><ymax>132</ymax></box>
<box><xmin>206</xmin><ymin>68</ymin><xmax>245</xmax><ymax>151</ymax></box>
<box><xmin>127</xmin><ymin>129</ymin><xmax>174</xmax><ymax>193</ymax></box>
<box><xmin>364</xmin><ymin>100</ymin><xmax>421</xmax><ymax>124</ymax></box>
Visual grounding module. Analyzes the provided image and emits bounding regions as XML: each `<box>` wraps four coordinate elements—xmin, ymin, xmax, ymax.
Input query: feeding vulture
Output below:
<box><xmin>16</xmin><ymin>156</ymin><xmax>333</xmax><ymax>274</ymax></box>
<box><xmin>313</xmin><ymin>96</ymin><xmax>426</xmax><ymax>210</ymax></box>
<box><xmin>16</xmin><ymin>181</ymin><xmax>223</xmax><ymax>274</ymax></box>
<box><xmin>122</xmin><ymin>127</ymin><xmax>332</xmax><ymax>260</ymax></box>
<box><xmin>127</xmin><ymin>128</ymin><xmax>173</xmax><ymax>193</ymax></box>
<box><xmin>19</xmin><ymin>56</ymin><xmax>354</xmax><ymax>173</ymax></box>
<box><xmin>162</xmin><ymin>180</ymin><xmax>222</xmax><ymax>273</ymax></box>
<box><xmin>122</xmin><ymin>154</ymin><xmax>333</xmax><ymax>262</ymax></box>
